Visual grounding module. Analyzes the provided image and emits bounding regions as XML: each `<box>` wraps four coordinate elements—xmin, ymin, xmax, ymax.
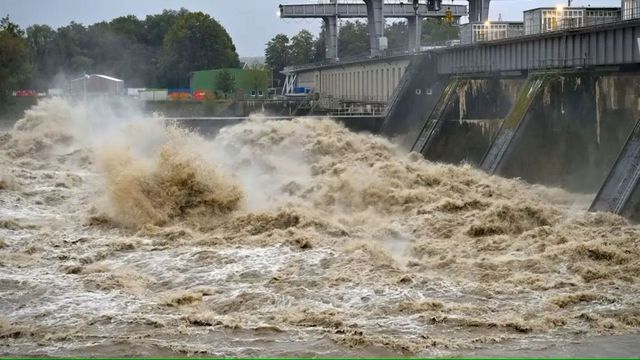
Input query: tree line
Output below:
<box><xmin>0</xmin><ymin>9</ymin><xmax>240</xmax><ymax>103</ymax></box>
<box><xmin>1</xmin><ymin>10</ymin><xmax>459</xmax><ymax>104</ymax></box>
<box><xmin>265</xmin><ymin>19</ymin><xmax>459</xmax><ymax>84</ymax></box>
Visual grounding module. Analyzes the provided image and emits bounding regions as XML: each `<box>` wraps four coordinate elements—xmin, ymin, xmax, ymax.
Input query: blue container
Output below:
<box><xmin>168</xmin><ymin>88</ymin><xmax>192</xmax><ymax>94</ymax></box>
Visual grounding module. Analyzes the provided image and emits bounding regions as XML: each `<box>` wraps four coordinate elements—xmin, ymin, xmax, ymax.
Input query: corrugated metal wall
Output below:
<box><xmin>437</xmin><ymin>20</ymin><xmax>640</xmax><ymax>74</ymax></box>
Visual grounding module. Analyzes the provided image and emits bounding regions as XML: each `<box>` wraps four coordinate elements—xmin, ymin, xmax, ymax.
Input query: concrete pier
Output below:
<box><xmin>591</xmin><ymin>119</ymin><xmax>640</xmax><ymax>222</ymax></box>
<box><xmin>279</xmin><ymin>1</ymin><xmax>467</xmax><ymax>58</ymax></box>
<box><xmin>392</xmin><ymin>66</ymin><xmax>640</xmax><ymax>221</ymax></box>
<box><xmin>490</xmin><ymin>72</ymin><xmax>640</xmax><ymax>193</ymax></box>
<box><xmin>414</xmin><ymin>76</ymin><xmax>525</xmax><ymax>165</ymax></box>
<box><xmin>414</xmin><ymin>71</ymin><xmax>640</xmax><ymax>194</ymax></box>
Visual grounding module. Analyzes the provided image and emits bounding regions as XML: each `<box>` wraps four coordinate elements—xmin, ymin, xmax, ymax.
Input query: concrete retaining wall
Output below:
<box><xmin>419</xmin><ymin>76</ymin><xmax>525</xmax><ymax>165</ymax></box>
<box><xmin>380</xmin><ymin>54</ymin><xmax>448</xmax><ymax>149</ymax></box>
<box><xmin>495</xmin><ymin>72</ymin><xmax>640</xmax><ymax>193</ymax></box>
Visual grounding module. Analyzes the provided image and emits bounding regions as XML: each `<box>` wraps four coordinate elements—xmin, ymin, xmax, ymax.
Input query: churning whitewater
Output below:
<box><xmin>0</xmin><ymin>98</ymin><xmax>639</xmax><ymax>357</ymax></box>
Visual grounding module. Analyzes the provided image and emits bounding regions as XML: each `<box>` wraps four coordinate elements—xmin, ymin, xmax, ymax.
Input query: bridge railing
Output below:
<box><xmin>340</xmin><ymin>94</ymin><xmax>388</xmax><ymax>103</ymax></box>
<box><xmin>537</xmin><ymin>57</ymin><xmax>591</xmax><ymax>69</ymax></box>
<box><xmin>451</xmin><ymin>56</ymin><xmax>593</xmax><ymax>74</ymax></box>
<box><xmin>283</xmin><ymin>40</ymin><xmax>454</xmax><ymax>73</ymax></box>
<box><xmin>452</xmin><ymin>64</ymin><xmax>495</xmax><ymax>74</ymax></box>
<box><xmin>315</xmin><ymin>94</ymin><xmax>386</xmax><ymax>115</ymax></box>
<box><xmin>280</xmin><ymin>2</ymin><xmax>467</xmax><ymax>18</ymax></box>
<box><xmin>332</xmin><ymin>105</ymin><xmax>386</xmax><ymax>116</ymax></box>
<box><xmin>283</xmin><ymin>49</ymin><xmax>417</xmax><ymax>73</ymax></box>
<box><xmin>442</xmin><ymin>17</ymin><xmax>640</xmax><ymax>75</ymax></box>
<box><xmin>319</xmin><ymin>94</ymin><xmax>388</xmax><ymax>104</ymax></box>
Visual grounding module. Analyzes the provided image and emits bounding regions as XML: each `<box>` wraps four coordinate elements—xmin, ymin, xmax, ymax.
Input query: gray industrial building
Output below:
<box><xmin>70</xmin><ymin>74</ymin><xmax>124</xmax><ymax>98</ymax></box>
<box><xmin>462</xmin><ymin>4</ymin><xmax>625</xmax><ymax>44</ymax></box>
<box><xmin>623</xmin><ymin>0</ymin><xmax>640</xmax><ymax>19</ymax></box>
<box><xmin>460</xmin><ymin>21</ymin><xmax>524</xmax><ymax>44</ymax></box>
<box><xmin>524</xmin><ymin>7</ymin><xmax>621</xmax><ymax>35</ymax></box>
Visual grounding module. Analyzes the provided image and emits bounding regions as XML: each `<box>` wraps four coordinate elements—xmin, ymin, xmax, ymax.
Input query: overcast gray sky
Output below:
<box><xmin>2</xmin><ymin>0</ymin><xmax>621</xmax><ymax>57</ymax></box>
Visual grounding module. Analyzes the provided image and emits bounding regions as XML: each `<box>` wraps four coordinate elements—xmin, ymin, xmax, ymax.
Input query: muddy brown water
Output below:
<box><xmin>0</xmin><ymin>99</ymin><xmax>639</xmax><ymax>357</ymax></box>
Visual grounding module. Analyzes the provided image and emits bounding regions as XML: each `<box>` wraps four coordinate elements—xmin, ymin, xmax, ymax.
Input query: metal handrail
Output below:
<box><xmin>451</xmin><ymin>55</ymin><xmax>593</xmax><ymax>75</ymax></box>
<box><xmin>536</xmin><ymin>57</ymin><xmax>591</xmax><ymax>69</ymax></box>
<box><xmin>282</xmin><ymin>41</ymin><xmax>455</xmax><ymax>73</ymax></box>
<box><xmin>280</xmin><ymin>2</ymin><xmax>467</xmax><ymax>18</ymax></box>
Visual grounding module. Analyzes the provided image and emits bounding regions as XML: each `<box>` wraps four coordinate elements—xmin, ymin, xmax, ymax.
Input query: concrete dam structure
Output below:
<box><xmin>413</xmin><ymin>71</ymin><xmax>640</xmax><ymax>194</ymax></box>
<box><xmin>412</xmin><ymin>76</ymin><xmax>524</xmax><ymax>166</ymax></box>
<box><xmin>286</xmin><ymin>14</ymin><xmax>640</xmax><ymax>222</ymax></box>
<box><xmin>403</xmin><ymin>22</ymin><xmax>640</xmax><ymax>221</ymax></box>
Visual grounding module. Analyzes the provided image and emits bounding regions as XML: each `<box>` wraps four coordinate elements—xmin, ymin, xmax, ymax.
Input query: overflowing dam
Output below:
<box><xmin>2</xmin><ymin>0</ymin><xmax>640</xmax><ymax>357</ymax></box>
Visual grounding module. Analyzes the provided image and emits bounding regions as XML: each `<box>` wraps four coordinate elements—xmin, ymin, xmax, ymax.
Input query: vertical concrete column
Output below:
<box><xmin>407</xmin><ymin>16</ymin><xmax>422</xmax><ymax>52</ymax></box>
<box><xmin>469</xmin><ymin>0</ymin><xmax>491</xmax><ymax>22</ymax></box>
<box><xmin>469</xmin><ymin>0</ymin><xmax>478</xmax><ymax>22</ymax></box>
<box><xmin>364</xmin><ymin>0</ymin><xmax>385</xmax><ymax>57</ymax></box>
<box><xmin>482</xmin><ymin>0</ymin><xmax>491</xmax><ymax>21</ymax></box>
<box><xmin>323</xmin><ymin>16</ymin><xmax>339</xmax><ymax>60</ymax></box>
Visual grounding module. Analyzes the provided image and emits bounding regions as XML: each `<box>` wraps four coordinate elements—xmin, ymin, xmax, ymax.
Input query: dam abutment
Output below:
<box><xmin>491</xmin><ymin>70</ymin><xmax>640</xmax><ymax>193</ymax></box>
<box><xmin>404</xmin><ymin>66</ymin><xmax>640</xmax><ymax>220</ymax></box>
<box><xmin>413</xmin><ymin>74</ymin><xmax>525</xmax><ymax>166</ymax></box>
<box><xmin>380</xmin><ymin>54</ymin><xmax>449</xmax><ymax>149</ymax></box>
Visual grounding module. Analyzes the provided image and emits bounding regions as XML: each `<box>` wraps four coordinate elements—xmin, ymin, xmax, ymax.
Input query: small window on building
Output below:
<box><xmin>250</xmin><ymin>90</ymin><xmax>256</xmax><ymax>97</ymax></box>
<box><xmin>258</xmin><ymin>90</ymin><xmax>264</xmax><ymax>97</ymax></box>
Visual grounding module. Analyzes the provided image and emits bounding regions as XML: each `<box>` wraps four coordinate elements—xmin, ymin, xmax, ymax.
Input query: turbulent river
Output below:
<box><xmin>0</xmin><ymin>98</ymin><xmax>639</xmax><ymax>357</ymax></box>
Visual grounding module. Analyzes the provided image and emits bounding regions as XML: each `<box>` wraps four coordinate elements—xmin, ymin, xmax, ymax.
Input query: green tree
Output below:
<box><xmin>386</xmin><ymin>21</ymin><xmax>408</xmax><ymax>51</ymax></box>
<box><xmin>0</xmin><ymin>16</ymin><xmax>31</xmax><ymax>102</ymax></box>
<box><xmin>142</xmin><ymin>9</ymin><xmax>187</xmax><ymax>47</ymax></box>
<box><xmin>338</xmin><ymin>20</ymin><xmax>368</xmax><ymax>58</ymax></box>
<box><xmin>216</xmin><ymin>69</ymin><xmax>235</xmax><ymax>96</ymax></box>
<box><xmin>26</xmin><ymin>24</ymin><xmax>55</xmax><ymax>63</ymax></box>
<box><xmin>422</xmin><ymin>18</ymin><xmax>459</xmax><ymax>44</ymax></box>
<box><xmin>265</xmin><ymin>34</ymin><xmax>290</xmax><ymax>86</ymax></box>
<box><xmin>246</xmin><ymin>63</ymin><xmax>271</xmax><ymax>96</ymax></box>
<box><xmin>161</xmin><ymin>11</ymin><xmax>240</xmax><ymax>87</ymax></box>
<box><xmin>87</xmin><ymin>17</ymin><xmax>154</xmax><ymax>87</ymax></box>
<box><xmin>25</xmin><ymin>24</ymin><xmax>56</xmax><ymax>89</ymax></box>
<box><xmin>308</xmin><ymin>18</ymin><xmax>459</xmax><ymax>62</ymax></box>
<box><xmin>0</xmin><ymin>15</ymin><xmax>24</xmax><ymax>37</ymax></box>
<box><xmin>289</xmin><ymin>30</ymin><xmax>315</xmax><ymax>65</ymax></box>
<box><xmin>16</xmin><ymin>9</ymin><xmax>241</xmax><ymax>89</ymax></box>
<box><xmin>313</xmin><ymin>24</ymin><xmax>326</xmax><ymax>62</ymax></box>
<box><xmin>140</xmin><ymin>9</ymin><xmax>187</xmax><ymax>85</ymax></box>
<box><xmin>52</xmin><ymin>22</ymin><xmax>90</xmax><ymax>74</ymax></box>
<box><xmin>109</xmin><ymin>15</ymin><xmax>144</xmax><ymax>41</ymax></box>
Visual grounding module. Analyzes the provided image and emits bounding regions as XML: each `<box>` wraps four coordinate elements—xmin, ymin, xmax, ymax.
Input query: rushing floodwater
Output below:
<box><xmin>0</xmin><ymin>98</ymin><xmax>639</xmax><ymax>357</ymax></box>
